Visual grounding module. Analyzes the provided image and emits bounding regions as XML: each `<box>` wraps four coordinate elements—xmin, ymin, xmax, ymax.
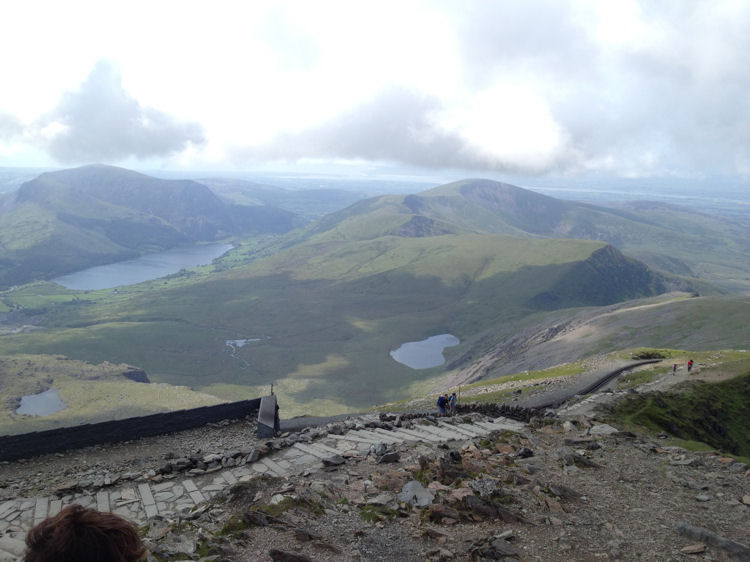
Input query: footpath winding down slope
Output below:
<box><xmin>518</xmin><ymin>359</ymin><xmax>661</xmax><ymax>410</ymax></box>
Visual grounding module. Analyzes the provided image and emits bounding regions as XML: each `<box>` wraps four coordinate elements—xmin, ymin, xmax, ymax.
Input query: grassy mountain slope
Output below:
<box><xmin>0</xmin><ymin>231</ymin><xmax>668</xmax><ymax>416</ymax></box>
<box><xmin>445</xmin><ymin>292</ymin><xmax>750</xmax><ymax>385</ymax></box>
<box><xmin>0</xmin><ymin>165</ymin><xmax>299</xmax><ymax>287</ymax></box>
<box><xmin>298</xmin><ymin>179</ymin><xmax>749</xmax><ymax>291</ymax></box>
<box><xmin>1</xmin><ymin>175</ymin><xmax>740</xmax><ymax>418</ymax></box>
<box><xmin>611</xmin><ymin>371</ymin><xmax>750</xmax><ymax>457</ymax></box>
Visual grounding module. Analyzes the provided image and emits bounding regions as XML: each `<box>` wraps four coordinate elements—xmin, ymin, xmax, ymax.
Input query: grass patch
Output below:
<box><xmin>464</xmin><ymin>361</ymin><xmax>588</xmax><ymax>390</ymax></box>
<box><xmin>617</xmin><ymin>370</ymin><xmax>658</xmax><ymax>389</ymax></box>
<box><xmin>360</xmin><ymin>504</ymin><xmax>402</xmax><ymax>523</ymax></box>
<box><xmin>609</xmin><ymin>371</ymin><xmax>750</xmax><ymax>457</ymax></box>
<box><xmin>0</xmin><ymin>354</ymin><xmax>224</xmax><ymax>435</ymax></box>
<box><xmin>261</xmin><ymin>496</ymin><xmax>324</xmax><ymax>518</ymax></box>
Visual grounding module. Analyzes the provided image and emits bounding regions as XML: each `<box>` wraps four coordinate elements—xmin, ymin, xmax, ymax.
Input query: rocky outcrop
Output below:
<box><xmin>120</xmin><ymin>367</ymin><xmax>149</xmax><ymax>383</ymax></box>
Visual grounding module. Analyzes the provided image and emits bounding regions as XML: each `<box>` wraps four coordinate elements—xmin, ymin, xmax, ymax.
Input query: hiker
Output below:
<box><xmin>437</xmin><ymin>394</ymin><xmax>447</xmax><ymax>415</ymax></box>
<box><xmin>25</xmin><ymin>504</ymin><xmax>146</xmax><ymax>562</ymax></box>
<box><xmin>449</xmin><ymin>392</ymin><xmax>457</xmax><ymax>414</ymax></box>
<box><xmin>687</xmin><ymin>359</ymin><xmax>693</xmax><ymax>372</ymax></box>
<box><xmin>672</xmin><ymin>363</ymin><xmax>677</xmax><ymax>374</ymax></box>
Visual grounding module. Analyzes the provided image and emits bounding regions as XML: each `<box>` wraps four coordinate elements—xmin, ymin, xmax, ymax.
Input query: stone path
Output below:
<box><xmin>0</xmin><ymin>415</ymin><xmax>525</xmax><ymax>560</ymax></box>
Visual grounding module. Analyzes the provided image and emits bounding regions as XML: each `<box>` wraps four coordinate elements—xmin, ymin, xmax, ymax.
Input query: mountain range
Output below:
<box><xmin>0</xmin><ymin>166</ymin><xmax>748</xmax><ymax>416</ymax></box>
<box><xmin>0</xmin><ymin>165</ymin><xmax>299</xmax><ymax>287</ymax></box>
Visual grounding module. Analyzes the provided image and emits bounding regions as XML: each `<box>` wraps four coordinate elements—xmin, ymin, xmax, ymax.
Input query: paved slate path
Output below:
<box><xmin>0</xmin><ymin>415</ymin><xmax>526</xmax><ymax>560</ymax></box>
<box><xmin>517</xmin><ymin>360</ymin><xmax>656</xmax><ymax>410</ymax></box>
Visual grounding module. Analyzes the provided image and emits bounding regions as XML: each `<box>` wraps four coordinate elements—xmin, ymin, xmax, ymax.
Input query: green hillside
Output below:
<box><xmin>0</xmin><ymin>354</ymin><xmax>224</xmax><ymax>435</ymax></box>
<box><xmin>298</xmin><ymin>178</ymin><xmax>750</xmax><ymax>291</ymax></box>
<box><xmin>0</xmin><ymin>165</ymin><xmax>299</xmax><ymax>288</ymax></box>
<box><xmin>0</xmin><ymin>231</ymin><xmax>668</xmax><ymax>416</ymax></box>
<box><xmin>2</xmin><ymin>174</ymin><xmax>744</xmax><ymax>419</ymax></box>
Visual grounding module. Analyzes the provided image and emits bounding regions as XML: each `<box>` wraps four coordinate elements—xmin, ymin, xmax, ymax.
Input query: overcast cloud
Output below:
<box><xmin>33</xmin><ymin>61</ymin><xmax>205</xmax><ymax>163</ymax></box>
<box><xmin>0</xmin><ymin>112</ymin><xmax>23</xmax><ymax>140</ymax></box>
<box><xmin>1</xmin><ymin>0</ymin><xmax>749</xmax><ymax>181</ymax></box>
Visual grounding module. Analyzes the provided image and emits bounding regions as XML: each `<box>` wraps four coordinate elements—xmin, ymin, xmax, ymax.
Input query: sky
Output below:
<box><xmin>1</xmin><ymin>0</ymin><xmax>750</xmax><ymax>186</ymax></box>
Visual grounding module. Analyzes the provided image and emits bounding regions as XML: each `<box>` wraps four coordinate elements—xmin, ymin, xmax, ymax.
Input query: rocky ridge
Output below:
<box><xmin>1</xmin><ymin>402</ymin><xmax>749</xmax><ymax>561</ymax></box>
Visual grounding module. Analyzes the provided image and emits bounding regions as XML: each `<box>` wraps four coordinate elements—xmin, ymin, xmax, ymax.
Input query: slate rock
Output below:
<box><xmin>469</xmin><ymin>535</ymin><xmax>521</xmax><ymax>559</ymax></box>
<box><xmin>398</xmin><ymin>480</ymin><xmax>435</xmax><ymax>508</ymax></box>
<box><xmin>588</xmin><ymin>423</ymin><xmax>619</xmax><ymax>436</ymax></box>
<box><xmin>322</xmin><ymin>454</ymin><xmax>346</xmax><ymax>467</ymax></box>
<box><xmin>269</xmin><ymin>549</ymin><xmax>312</xmax><ymax>562</ymax></box>
<box><xmin>373</xmin><ymin>469</ymin><xmax>410</xmax><ymax>491</ymax></box>
<box><xmin>368</xmin><ymin>492</ymin><xmax>396</xmax><ymax>506</ymax></box>
<box><xmin>377</xmin><ymin>452</ymin><xmax>401</xmax><ymax>464</ymax></box>
<box><xmin>371</xmin><ymin>443</ymin><xmax>390</xmax><ymax>457</ymax></box>
<box><xmin>428</xmin><ymin>503</ymin><xmax>460</xmax><ymax>523</ymax></box>
<box><xmin>514</xmin><ymin>447</ymin><xmax>534</xmax><ymax>459</ymax></box>
<box><xmin>469</xmin><ymin>478</ymin><xmax>500</xmax><ymax>497</ymax></box>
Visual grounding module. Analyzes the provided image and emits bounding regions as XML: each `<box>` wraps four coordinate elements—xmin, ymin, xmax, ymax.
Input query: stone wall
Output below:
<box><xmin>0</xmin><ymin>399</ymin><xmax>261</xmax><ymax>462</ymax></box>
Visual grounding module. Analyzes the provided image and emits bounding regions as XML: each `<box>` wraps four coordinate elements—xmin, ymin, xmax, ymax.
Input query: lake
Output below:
<box><xmin>52</xmin><ymin>243</ymin><xmax>233</xmax><ymax>290</ymax></box>
<box><xmin>390</xmin><ymin>334</ymin><xmax>460</xmax><ymax>369</ymax></box>
<box><xmin>16</xmin><ymin>389</ymin><xmax>67</xmax><ymax>416</ymax></box>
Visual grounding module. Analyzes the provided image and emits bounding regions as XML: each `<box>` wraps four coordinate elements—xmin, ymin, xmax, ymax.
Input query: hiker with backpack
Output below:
<box><xmin>437</xmin><ymin>394</ymin><xmax>447</xmax><ymax>415</ymax></box>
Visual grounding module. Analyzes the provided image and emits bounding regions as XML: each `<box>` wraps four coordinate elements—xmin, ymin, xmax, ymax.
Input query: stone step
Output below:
<box><xmin>0</xmin><ymin>535</ymin><xmax>26</xmax><ymax>559</ymax></box>
<box><xmin>438</xmin><ymin>421</ymin><xmax>481</xmax><ymax>438</ymax></box>
<box><xmin>394</xmin><ymin>426</ymin><xmax>443</xmax><ymax>443</ymax></box>
<box><xmin>221</xmin><ymin>470</ymin><xmax>238</xmax><ymax>486</ymax></box>
<box><xmin>355</xmin><ymin>429</ymin><xmax>401</xmax><ymax>444</ymax></box>
<box><xmin>2</xmin><ymin>413</ymin><xmax>528</xmax><ymax>547</ymax></box>
<box><xmin>306</xmin><ymin>441</ymin><xmax>346</xmax><ymax>456</ymax></box>
<box><xmin>138</xmin><ymin>483</ymin><xmax>159</xmax><ymax>519</ymax></box>
<box><xmin>255</xmin><ymin>456</ymin><xmax>289</xmax><ymax>477</ymax></box>
<box><xmin>326</xmin><ymin>433</ymin><xmax>382</xmax><ymax>445</ymax></box>
<box><xmin>344</xmin><ymin>430</ymin><xmax>391</xmax><ymax>444</ymax></box>
<box><xmin>0</xmin><ymin>500</ymin><xmax>18</xmax><ymax>520</ymax></box>
<box><xmin>412</xmin><ymin>424</ymin><xmax>464</xmax><ymax>441</ymax></box>
<box><xmin>33</xmin><ymin>497</ymin><xmax>48</xmax><ymax>526</ymax></box>
<box><xmin>454</xmin><ymin>423</ymin><xmax>490</xmax><ymax>436</ymax></box>
<box><xmin>96</xmin><ymin>491</ymin><xmax>111</xmax><ymax>513</ymax></box>
<box><xmin>431</xmin><ymin>424</ymin><xmax>474</xmax><ymax>440</ymax></box>
<box><xmin>370</xmin><ymin>428</ymin><xmax>408</xmax><ymax>443</ymax></box>
<box><xmin>476</xmin><ymin>419</ymin><xmax>524</xmax><ymax>433</ymax></box>
<box><xmin>182</xmin><ymin>479</ymin><xmax>205</xmax><ymax>504</ymax></box>
<box><xmin>293</xmin><ymin>442</ymin><xmax>336</xmax><ymax>460</ymax></box>
<box><xmin>49</xmin><ymin>499</ymin><xmax>62</xmax><ymax>518</ymax></box>
<box><xmin>490</xmin><ymin>417</ymin><xmax>526</xmax><ymax>431</ymax></box>
<box><xmin>386</xmin><ymin>429</ymin><xmax>424</xmax><ymax>442</ymax></box>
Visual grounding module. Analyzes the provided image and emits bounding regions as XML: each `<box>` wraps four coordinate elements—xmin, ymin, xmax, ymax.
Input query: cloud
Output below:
<box><xmin>241</xmin><ymin>88</ymin><xmax>459</xmax><ymax>165</ymax></box>
<box><xmin>234</xmin><ymin>86</ymin><xmax>575</xmax><ymax>173</ymax></box>
<box><xmin>4</xmin><ymin>2</ymin><xmax>750</xmax><ymax>179</ymax></box>
<box><xmin>34</xmin><ymin>60</ymin><xmax>205</xmax><ymax>164</ymax></box>
<box><xmin>0</xmin><ymin>111</ymin><xmax>23</xmax><ymax>139</ymax></box>
<box><xmin>430</xmin><ymin>0</ymin><xmax>750</xmax><ymax>178</ymax></box>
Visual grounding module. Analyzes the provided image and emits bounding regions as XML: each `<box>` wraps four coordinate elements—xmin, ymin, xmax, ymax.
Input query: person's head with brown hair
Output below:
<box><xmin>25</xmin><ymin>504</ymin><xmax>146</xmax><ymax>562</ymax></box>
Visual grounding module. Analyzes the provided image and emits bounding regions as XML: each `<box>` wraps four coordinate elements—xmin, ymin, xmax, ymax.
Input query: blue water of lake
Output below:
<box><xmin>52</xmin><ymin>243</ymin><xmax>233</xmax><ymax>290</ymax></box>
<box><xmin>390</xmin><ymin>334</ymin><xmax>460</xmax><ymax>369</ymax></box>
<box><xmin>16</xmin><ymin>389</ymin><xmax>67</xmax><ymax>416</ymax></box>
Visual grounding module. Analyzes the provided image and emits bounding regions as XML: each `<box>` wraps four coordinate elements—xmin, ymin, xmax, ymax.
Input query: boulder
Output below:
<box><xmin>398</xmin><ymin>480</ymin><xmax>435</xmax><ymax>508</ymax></box>
<box><xmin>588</xmin><ymin>423</ymin><xmax>619</xmax><ymax>436</ymax></box>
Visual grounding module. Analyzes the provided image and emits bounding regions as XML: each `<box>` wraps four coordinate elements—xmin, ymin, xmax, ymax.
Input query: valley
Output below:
<box><xmin>0</xmin><ymin>166</ymin><xmax>748</xmax><ymax>424</ymax></box>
